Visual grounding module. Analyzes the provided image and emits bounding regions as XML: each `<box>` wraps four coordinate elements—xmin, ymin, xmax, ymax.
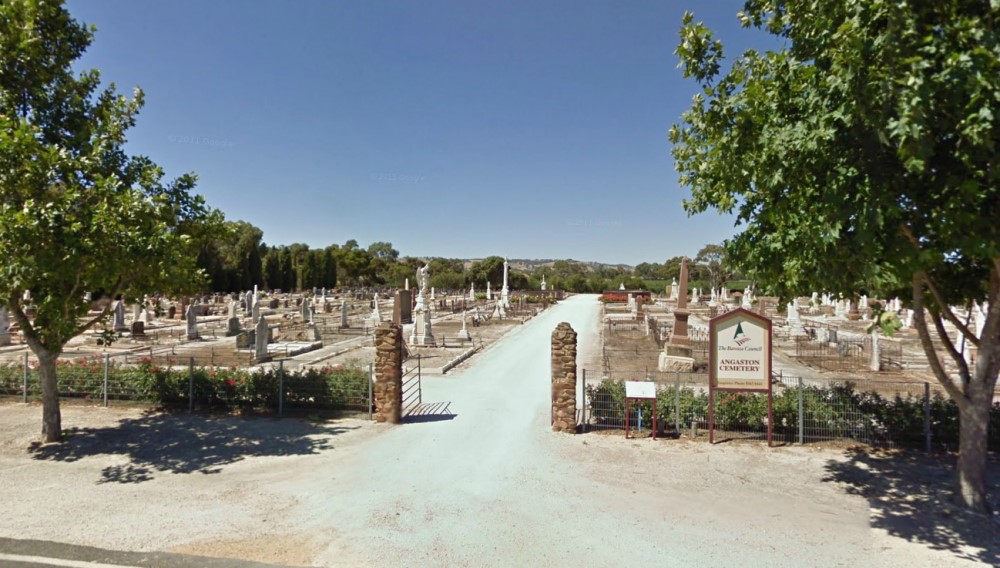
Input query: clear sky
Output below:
<box><xmin>65</xmin><ymin>0</ymin><xmax>774</xmax><ymax>266</ymax></box>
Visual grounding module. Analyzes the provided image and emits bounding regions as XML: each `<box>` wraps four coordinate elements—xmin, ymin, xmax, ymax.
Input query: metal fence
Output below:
<box><xmin>580</xmin><ymin>369</ymin><xmax>998</xmax><ymax>450</ymax></box>
<box><xmin>794</xmin><ymin>335</ymin><xmax>904</xmax><ymax>372</ymax></box>
<box><xmin>0</xmin><ymin>355</ymin><xmax>373</xmax><ymax>419</ymax></box>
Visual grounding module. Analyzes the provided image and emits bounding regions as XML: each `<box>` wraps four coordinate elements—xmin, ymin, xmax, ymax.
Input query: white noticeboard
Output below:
<box><xmin>625</xmin><ymin>381</ymin><xmax>657</xmax><ymax>399</ymax></box>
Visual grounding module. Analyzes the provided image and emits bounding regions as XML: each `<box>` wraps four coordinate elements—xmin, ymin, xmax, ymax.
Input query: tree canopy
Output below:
<box><xmin>671</xmin><ymin>1</ymin><xmax>999</xmax><ymax>510</ymax></box>
<box><xmin>0</xmin><ymin>0</ymin><xmax>222</xmax><ymax>441</ymax></box>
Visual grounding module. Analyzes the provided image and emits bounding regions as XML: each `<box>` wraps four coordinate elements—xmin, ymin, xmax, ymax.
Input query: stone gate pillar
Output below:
<box><xmin>374</xmin><ymin>322</ymin><xmax>403</xmax><ymax>424</ymax></box>
<box><xmin>551</xmin><ymin>322</ymin><xmax>577</xmax><ymax>433</ymax></box>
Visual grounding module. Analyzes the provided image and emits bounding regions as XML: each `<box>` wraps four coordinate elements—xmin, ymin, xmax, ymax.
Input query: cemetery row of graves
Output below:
<box><xmin>0</xmin><ymin>269</ymin><xmax>561</xmax><ymax>417</ymax></box>
<box><xmin>587</xmin><ymin>281</ymin><xmax>997</xmax><ymax>450</ymax></box>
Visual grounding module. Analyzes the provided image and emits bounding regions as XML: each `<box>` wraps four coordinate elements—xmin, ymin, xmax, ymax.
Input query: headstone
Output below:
<box><xmin>300</xmin><ymin>297</ymin><xmax>310</xmax><ymax>322</ymax></box>
<box><xmin>184</xmin><ymin>304</ymin><xmax>198</xmax><ymax>339</ymax></box>
<box><xmin>541</xmin><ymin>275</ymin><xmax>547</xmax><ymax>291</ymax></box>
<box><xmin>456</xmin><ymin>310</ymin><xmax>472</xmax><ymax>340</ymax></box>
<box><xmin>140</xmin><ymin>309</ymin><xmax>152</xmax><ymax>326</ymax></box>
<box><xmin>254</xmin><ymin>316</ymin><xmax>269</xmax><ymax>362</ymax></box>
<box><xmin>228</xmin><ymin>299</ymin><xmax>238</xmax><ymax>319</ymax></box>
<box><xmin>393</xmin><ymin>290</ymin><xmax>412</xmax><ymax>325</ymax></box>
<box><xmin>131</xmin><ymin>303</ymin><xmax>141</xmax><ymax>323</ymax></box>
<box><xmin>0</xmin><ymin>306</ymin><xmax>10</xmax><ymax>346</ymax></box>
<box><xmin>112</xmin><ymin>300</ymin><xmax>128</xmax><ymax>331</ymax></box>
<box><xmin>691</xmin><ymin>288</ymin><xmax>700</xmax><ymax>304</ymax></box>
<box><xmin>244</xmin><ymin>290</ymin><xmax>253</xmax><ymax>315</ymax></box>
<box><xmin>469</xmin><ymin>283</ymin><xmax>475</xmax><ymax>302</ymax></box>
<box><xmin>341</xmin><ymin>299</ymin><xmax>350</xmax><ymax>328</ymax></box>
<box><xmin>130</xmin><ymin>321</ymin><xmax>145</xmax><ymax>336</ymax></box>
<box><xmin>371</xmin><ymin>294</ymin><xmax>382</xmax><ymax>322</ymax></box>
<box><xmin>670</xmin><ymin>278</ymin><xmax>679</xmax><ymax>300</ymax></box>
<box><xmin>252</xmin><ymin>301</ymin><xmax>261</xmax><ymax>325</ymax></box>
<box><xmin>486</xmin><ymin>281</ymin><xmax>493</xmax><ymax>301</ymax></box>
<box><xmin>167</xmin><ymin>305</ymin><xmax>176</xmax><ymax>320</ymax></box>
<box><xmin>227</xmin><ymin>315</ymin><xmax>241</xmax><ymax>336</ymax></box>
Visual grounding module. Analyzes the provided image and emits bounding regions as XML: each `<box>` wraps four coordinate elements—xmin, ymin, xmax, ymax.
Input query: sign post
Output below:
<box><xmin>624</xmin><ymin>381</ymin><xmax>658</xmax><ymax>440</ymax></box>
<box><xmin>709</xmin><ymin>308</ymin><xmax>773</xmax><ymax>446</ymax></box>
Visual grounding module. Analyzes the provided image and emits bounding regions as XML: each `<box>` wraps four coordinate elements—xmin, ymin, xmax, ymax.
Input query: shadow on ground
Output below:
<box><xmin>29</xmin><ymin>411</ymin><xmax>356</xmax><ymax>484</ymax></box>
<box><xmin>823</xmin><ymin>449</ymin><xmax>1000</xmax><ymax>564</ymax></box>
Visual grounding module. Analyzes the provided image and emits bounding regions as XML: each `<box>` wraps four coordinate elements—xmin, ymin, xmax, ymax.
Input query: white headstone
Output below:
<box><xmin>486</xmin><ymin>281</ymin><xmax>492</xmax><ymax>301</ymax></box>
<box><xmin>541</xmin><ymin>275</ymin><xmax>547</xmax><ymax>291</ymax></box>
<box><xmin>186</xmin><ymin>303</ymin><xmax>199</xmax><ymax>340</ymax></box>
<box><xmin>254</xmin><ymin>315</ymin><xmax>268</xmax><ymax>361</ymax></box>
<box><xmin>341</xmin><ymin>299</ymin><xmax>350</xmax><ymax>328</ymax></box>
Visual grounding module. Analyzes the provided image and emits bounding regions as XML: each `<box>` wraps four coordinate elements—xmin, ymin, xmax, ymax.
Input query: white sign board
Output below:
<box><xmin>710</xmin><ymin>310</ymin><xmax>771</xmax><ymax>390</ymax></box>
<box><xmin>625</xmin><ymin>381</ymin><xmax>657</xmax><ymax>399</ymax></box>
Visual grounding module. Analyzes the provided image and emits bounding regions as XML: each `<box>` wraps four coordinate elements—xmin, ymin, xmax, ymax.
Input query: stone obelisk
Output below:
<box><xmin>659</xmin><ymin>258</ymin><xmax>694</xmax><ymax>372</ymax></box>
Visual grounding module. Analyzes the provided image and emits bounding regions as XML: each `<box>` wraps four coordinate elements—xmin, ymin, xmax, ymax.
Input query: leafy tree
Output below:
<box><xmin>468</xmin><ymin>256</ymin><xmax>506</xmax><ymax>287</ymax></box>
<box><xmin>0</xmin><ymin>0</ymin><xmax>222</xmax><ymax>441</ymax></box>
<box><xmin>695</xmin><ymin>244</ymin><xmax>730</xmax><ymax>292</ymax></box>
<box><xmin>671</xmin><ymin>2</ymin><xmax>999</xmax><ymax>510</ymax></box>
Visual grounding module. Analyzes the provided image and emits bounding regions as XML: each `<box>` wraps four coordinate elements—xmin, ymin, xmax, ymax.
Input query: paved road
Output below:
<box><xmin>0</xmin><ymin>537</ymin><xmax>291</xmax><ymax>568</ymax></box>
<box><xmin>276</xmin><ymin>293</ymin><xmax>606</xmax><ymax>566</ymax></box>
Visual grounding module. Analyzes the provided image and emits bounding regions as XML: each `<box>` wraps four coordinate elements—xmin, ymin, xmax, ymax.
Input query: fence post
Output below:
<box><xmin>278</xmin><ymin>360</ymin><xmax>285</xmax><ymax>417</ymax></box>
<box><xmin>924</xmin><ymin>382</ymin><xmax>931</xmax><ymax>453</ymax></box>
<box><xmin>797</xmin><ymin>377</ymin><xmax>804</xmax><ymax>445</ymax></box>
<box><xmin>22</xmin><ymin>352</ymin><xmax>28</xmax><ymax>403</ymax></box>
<box><xmin>674</xmin><ymin>371</ymin><xmax>680</xmax><ymax>435</ymax></box>
<box><xmin>103</xmin><ymin>353</ymin><xmax>110</xmax><ymax>407</ymax></box>
<box><xmin>188</xmin><ymin>357</ymin><xmax>194</xmax><ymax>414</ymax></box>
<box><xmin>368</xmin><ymin>363</ymin><xmax>374</xmax><ymax>421</ymax></box>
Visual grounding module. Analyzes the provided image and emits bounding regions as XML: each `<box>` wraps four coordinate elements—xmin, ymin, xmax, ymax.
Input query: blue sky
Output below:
<box><xmin>65</xmin><ymin>0</ymin><xmax>773</xmax><ymax>266</ymax></box>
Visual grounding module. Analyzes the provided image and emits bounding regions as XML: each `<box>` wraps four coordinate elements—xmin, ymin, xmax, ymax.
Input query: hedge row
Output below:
<box><xmin>586</xmin><ymin>379</ymin><xmax>1000</xmax><ymax>449</ymax></box>
<box><xmin>0</xmin><ymin>357</ymin><xmax>370</xmax><ymax>413</ymax></box>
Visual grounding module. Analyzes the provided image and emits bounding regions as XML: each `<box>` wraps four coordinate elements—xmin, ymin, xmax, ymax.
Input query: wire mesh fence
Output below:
<box><xmin>581</xmin><ymin>369</ymin><xmax>1000</xmax><ymax>450</ymax></box>
<box><xmin>0</xmin><ymin>356</ymin><xmax>373</xmax><ymax>419</ymax></box>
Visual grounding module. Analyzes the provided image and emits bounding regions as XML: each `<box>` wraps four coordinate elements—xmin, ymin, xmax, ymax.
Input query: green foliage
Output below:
<box><xmin>0</xmin><ymin>356</ymin><xmax>370</xmax><ymax>412</ymax></box>
<box><xmin>672</xmin><ymin>2</ymin><xmax>999</xmax><ymax>300</ymax></box>
<box><xmin>583</xmin><ymin>378</ymin><xmax>1000</xmax><ymax>449</ymax></box>
<box><xmin>0</xmin><ymin>0</ymin><xmax>223</xmax><ymax>351</ymax></box>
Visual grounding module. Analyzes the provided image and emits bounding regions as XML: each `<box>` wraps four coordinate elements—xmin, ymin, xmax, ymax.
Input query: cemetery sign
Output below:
<box><xmin>708</xmin><ymin>308</ymin><xmax>773</xmax><ymax>445</ymax></box>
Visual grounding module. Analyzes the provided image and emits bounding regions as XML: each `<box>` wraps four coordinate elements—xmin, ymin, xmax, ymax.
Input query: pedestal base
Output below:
<box><xmin>658</xmin><ymin>353</ymin><xmax>695</xmax><ymax>372</ymax></box>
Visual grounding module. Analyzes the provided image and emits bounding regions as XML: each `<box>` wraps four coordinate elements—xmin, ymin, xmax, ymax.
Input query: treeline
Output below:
<box><xmin>195</xmin><ymin>221</ymin><xmax>735</xmax><ymax>294</ymax></box>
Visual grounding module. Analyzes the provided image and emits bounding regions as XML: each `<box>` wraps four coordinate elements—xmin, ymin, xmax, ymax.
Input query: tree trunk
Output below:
<box><xmin>36</xmin><ymin>349</ymin><xmax>61</xmax><ymax>443</ymax></box>
<box><xmin>956</xmin><ymin>383</ymin><xmax>991</xmax><ymax>512</ymax></box>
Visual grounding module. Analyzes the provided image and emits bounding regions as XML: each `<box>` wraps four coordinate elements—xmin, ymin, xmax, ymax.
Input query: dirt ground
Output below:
<box><xmin>1</xmin><ymin>295</ymin><xmax>998</xmax><ymax>567</ymax></box>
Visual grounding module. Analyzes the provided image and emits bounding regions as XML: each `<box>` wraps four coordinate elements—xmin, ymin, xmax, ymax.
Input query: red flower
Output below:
<box><xmin>226</xmin><ymin>379</ymin><xmax>236</xmax><ymax>387</ymax></box>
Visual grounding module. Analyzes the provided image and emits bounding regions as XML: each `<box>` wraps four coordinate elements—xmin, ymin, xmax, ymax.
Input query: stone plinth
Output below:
<box><xmin>551</xmin><ymin>322</ymin><xmax>577</xmax><ymax>434</ymax></box>
<box><xmin>374</xmin><ymin>323</ymin><xmax>403</xmax><ymax>424</ymax></box>
<box><xmin>658</xmin><ymin>353</ymin><xmax>695</xmax><ymax>372</ymax></box>
<box><xmin>393</xmin><ymin>290</ymin><xmax>413</xmax><ymax>324</ymax></box>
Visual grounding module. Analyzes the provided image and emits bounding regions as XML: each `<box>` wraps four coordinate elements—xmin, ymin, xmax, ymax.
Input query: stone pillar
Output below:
<box><xmin>374</xmin><ymin>322</ymin><xmax>403</xmax><ymax>424</ymax></box>
<box><xmin>551</xmin><ymin>322</ymin><xmax>577</xmax><ymax>434</ymax></box>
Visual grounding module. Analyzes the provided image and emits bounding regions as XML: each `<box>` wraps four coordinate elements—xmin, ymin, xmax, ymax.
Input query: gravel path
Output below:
<box><xmin>0</xmin><ymin>295</ymin><xmax>993</xmax><ymax>566</ymax></box>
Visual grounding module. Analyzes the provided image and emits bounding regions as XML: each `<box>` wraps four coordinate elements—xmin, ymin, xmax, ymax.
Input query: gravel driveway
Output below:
<box><xmin>0</xmin><ymin>295</ymin><xmax>994</xmax><ymax>566</ymax></box>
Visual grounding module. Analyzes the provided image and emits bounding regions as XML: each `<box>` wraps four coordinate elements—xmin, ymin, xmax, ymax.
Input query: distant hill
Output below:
<box><xmin>461</xmin><ymin>258</ymin><xmax>634</xmax><ymax>273</ymax></box>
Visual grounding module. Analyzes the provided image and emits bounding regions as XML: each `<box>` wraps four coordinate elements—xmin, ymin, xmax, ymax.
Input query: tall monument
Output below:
<box><xmin>659</xmin><ymin>258</ymin><xmax>694</xmax><ymax>372</ymax></box>
<box><xmin>500</xmin><ymin>257</ymin><xmax>510</xmax><ymax>309</ymax></box>
<box><xmin>410</xmin><ymin>264</ymin><xmax>434</xmax><ymax>345</ymax></box>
